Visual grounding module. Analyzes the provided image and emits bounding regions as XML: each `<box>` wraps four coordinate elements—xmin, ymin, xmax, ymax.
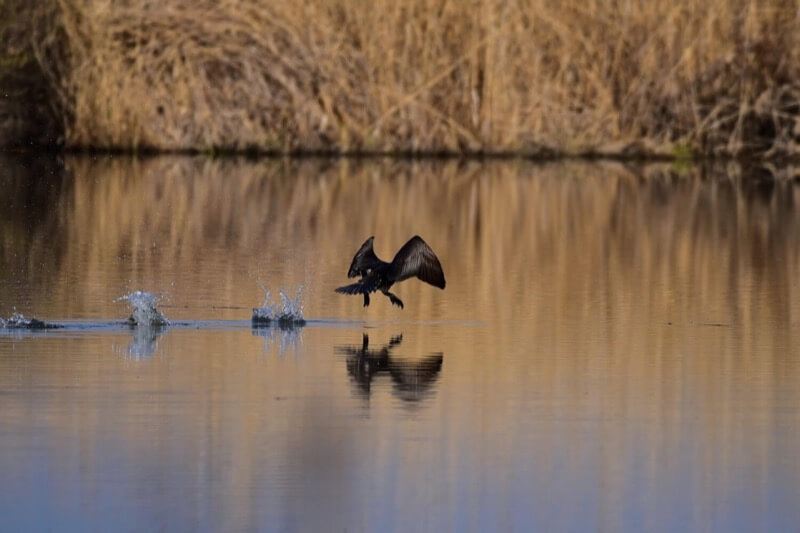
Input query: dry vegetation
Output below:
<box><xmin>0</xmin><ymin>0</ymin><xmax>65</xmax><ymax>145</ymax></box>
<box><xmin>3</xmin><ymin>0</ymin><xmax>800</xmax><ymax>156</ymax></box>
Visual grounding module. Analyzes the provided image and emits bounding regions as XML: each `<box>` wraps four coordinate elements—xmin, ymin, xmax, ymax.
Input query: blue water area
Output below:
<box><xmin>1</xmin><ymin>156</ymin><xmax>799</xmax><ymax>531</ymax></box>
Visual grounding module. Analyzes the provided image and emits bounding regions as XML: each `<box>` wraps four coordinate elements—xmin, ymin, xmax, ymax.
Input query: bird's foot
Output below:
<box><xmin>388</xmin><ymin>294</ymin><xmax>404</xmax><ymax>309</ymax></box>
<box><xmin>363</xmin><ymin>293</ymin><xmax>370</xmax><ymax>307</ymax></box>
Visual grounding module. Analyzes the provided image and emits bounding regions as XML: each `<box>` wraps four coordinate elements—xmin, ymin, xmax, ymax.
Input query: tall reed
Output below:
<box><xmin>9</xmin><ymin>0</ymin><xmax>800</xmax><ymax>156</ymax></box>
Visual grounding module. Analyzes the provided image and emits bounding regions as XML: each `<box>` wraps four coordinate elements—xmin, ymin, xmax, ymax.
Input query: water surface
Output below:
<box><xmin>1</xmin><ymin>156</ymin><xmax>799</xmax><ymax>531</ymax></box>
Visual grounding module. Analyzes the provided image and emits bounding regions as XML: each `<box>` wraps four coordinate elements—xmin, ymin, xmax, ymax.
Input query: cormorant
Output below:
<box><xmin>335</xmin><ymin>235</ymin><xmax>446</xmax><ymax>309</ymax></box>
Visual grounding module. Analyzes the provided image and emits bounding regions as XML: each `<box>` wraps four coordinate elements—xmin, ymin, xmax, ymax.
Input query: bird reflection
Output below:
<box><xmin>336</xmin><ymin>333</ymin><xmax>444</xmax><ymax>404</ymax></box>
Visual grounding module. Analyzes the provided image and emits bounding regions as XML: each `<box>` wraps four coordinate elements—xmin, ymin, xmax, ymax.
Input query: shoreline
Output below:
<box><xmin>3</xmin><ymin>145</ymin><xmax>799</xmax><ymax>166</ymax></box>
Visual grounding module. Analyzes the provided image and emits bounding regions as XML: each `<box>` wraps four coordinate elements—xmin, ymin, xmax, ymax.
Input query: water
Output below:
<box><xmin>0</xmin><ymin>311</ymin><xmax>62</xmax><ymax>330</ymax></box>
<box><xmin>252</xmin><ymin>285</ymin><xmax>306</xmax><ymax>326</ymax></box>
<box><xmin>1</xmin><ymin>155</ymin><xmax>799</xmax><ymax>531</ymax></box>
<box><xmin>116</xmin><ymin>290</ymin><xmax>171</xmax><ymax>326</ymax></box>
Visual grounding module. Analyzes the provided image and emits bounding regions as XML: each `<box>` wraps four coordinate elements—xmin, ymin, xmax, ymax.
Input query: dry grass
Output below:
<box><xmin>0</xmin><ymin>0</ymin><xmax>65</xmax><ymax>145</ymax></box>
<box><xmin>10</xmin><ymin>0</ymin><xmax>800</xmax><ymax>156</ymax></box>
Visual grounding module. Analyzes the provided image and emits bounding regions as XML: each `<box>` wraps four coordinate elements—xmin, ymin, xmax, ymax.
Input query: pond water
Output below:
<box><xmin>1</xmin><ymin>155</ymin><xmax>799</xmax><ymax>531</ymax></box>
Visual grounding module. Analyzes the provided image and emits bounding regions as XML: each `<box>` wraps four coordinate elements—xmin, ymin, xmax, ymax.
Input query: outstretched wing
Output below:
<box><xmin>335</xmin><ymin>275</ymin><xmax>379</xmax><ymax>295</ymax></box>
<box><xmin>389</xmin><ymin>236</ymin><xmax>446</xmax><ymax>289</ymax></box>
<box><xmin>347</xmin><ymin>236</ymin><xmax>383</xmax><ymax>278</ymax></box>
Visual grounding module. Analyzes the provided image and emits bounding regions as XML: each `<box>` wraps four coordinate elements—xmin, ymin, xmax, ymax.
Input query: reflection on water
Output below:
<box><xmin>337</xmin><ymin>333</ymin><xmax>444</xmax><ymax>404</ymax></box>
<box><xmin>1</xmin><ymin>155</ymin><xmax>800</xmax><ymax>530</ymax></box>
<box><xmin>121</xmin><ymin>324</ymin><xmax>167</xmax><ymax>358</ymax></box>
<box><xmin>251</xmin><ymin>323</ymin><xmax>304</xmax><ymax>356</ymax></box>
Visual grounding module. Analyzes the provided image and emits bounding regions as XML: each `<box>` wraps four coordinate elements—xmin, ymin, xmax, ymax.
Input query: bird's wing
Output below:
<box><xmin>335</xmin><ymin>276</ymin><xmax>379</xmax><ymax>295</ymax></box>
<box><xmin>389</xmin><ymin>236</ymin><xmax>446</xmax><ymax>289</ymax></box>
<box><xmin>347</xmin><ymin>236</ymin><xmax>383</xmax><ymax>278</ymax></box>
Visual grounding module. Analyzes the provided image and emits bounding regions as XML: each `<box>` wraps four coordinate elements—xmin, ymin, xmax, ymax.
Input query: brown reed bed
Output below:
<box><xmin>2</xmin><ymin>0</ymin><xmax>799</xmax><ymax>157</ymax></box>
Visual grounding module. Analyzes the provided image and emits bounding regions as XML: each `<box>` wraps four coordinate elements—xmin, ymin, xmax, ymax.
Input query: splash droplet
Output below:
<box><xmin>252</xmin><ymin>285</ymin><xmax>305</xmax><ymax>326</ymax></box>
<box><xmin>116</xmin><ymin>291</ymin><xmax>170</xmax><ymax>326</ymax></box>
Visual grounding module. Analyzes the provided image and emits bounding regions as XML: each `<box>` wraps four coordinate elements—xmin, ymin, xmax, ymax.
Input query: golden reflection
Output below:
<box><xmin>0</xmin><ymin>155</ymin><xmax>799</xmax><ymax>528</ymax></box>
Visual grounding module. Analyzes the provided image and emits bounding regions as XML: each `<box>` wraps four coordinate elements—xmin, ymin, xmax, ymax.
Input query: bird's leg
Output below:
<box><xmin>382</xmin><ymin>289</ymin><xmax>404</xmax><ymax>309</ymax></box>
<box><xmin>363</xmin><ymin>293</ymin><xmax>370</xmax><ymax>307</ymax></box>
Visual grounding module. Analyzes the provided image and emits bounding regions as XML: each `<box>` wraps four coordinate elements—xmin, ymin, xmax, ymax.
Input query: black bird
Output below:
<box><xmin>335</xmin><ymin>235</ymin><xmax>446</xmax><ymax>309</ymax></box>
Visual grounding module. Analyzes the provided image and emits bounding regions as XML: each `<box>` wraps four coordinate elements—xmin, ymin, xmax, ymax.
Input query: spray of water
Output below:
<box><xmin>116</xmin><ymin>291</ymin><xmax>170</xmax><ymax>326</ymax></box>
<box><xmin>252</xmin><ymin>284</ymin><xmax>306</xmax><ymax>326</ymax></box>
<box><xmin>0</xmin><ymin>310</ymin><xmax>61</xmax><ymax>329</ymax></box>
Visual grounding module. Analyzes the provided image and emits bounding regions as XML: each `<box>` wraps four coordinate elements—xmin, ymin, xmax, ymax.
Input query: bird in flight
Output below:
<box><xmin>335</xmin><ymin>235</ymin><xmax>446</xmax><ymax>309</ymax></box>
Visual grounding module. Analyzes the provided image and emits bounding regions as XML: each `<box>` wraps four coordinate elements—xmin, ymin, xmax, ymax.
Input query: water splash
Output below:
<box><xmin>252</xmin><ymin>287</ymin><xmax>278</xmax><ymax>323</ymax></box>
<box><xmin>279</xmin><ymin>286</ymin><xmax>305</xmax><ymax>321</ymax></box>
<box><xmin>116</xmin><ymin>291</ymin><xmax>170</xmax><ymax>326</ymax></box>
<box><xmin>0</xmin><ymin>311</ymin><xmax>61</xmax><ymax>330</ymax></box>
<box><xmin>252</xmin><ymin>284</ymin><xmax>306</xmax><ymax>326</ymax></box>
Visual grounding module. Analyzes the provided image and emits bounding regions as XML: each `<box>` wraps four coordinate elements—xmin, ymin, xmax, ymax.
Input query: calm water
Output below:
<box><xmin>1</xmin><ymin>155</ymin><xmax>799</xmax><ymax>532</ymax></box>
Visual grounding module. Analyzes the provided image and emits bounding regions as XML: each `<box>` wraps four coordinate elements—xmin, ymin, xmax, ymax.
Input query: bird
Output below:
<box><xmin>335</xmin><ymin>235</ymin><xmax>446</xmax><ymax>309</ymax></box>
